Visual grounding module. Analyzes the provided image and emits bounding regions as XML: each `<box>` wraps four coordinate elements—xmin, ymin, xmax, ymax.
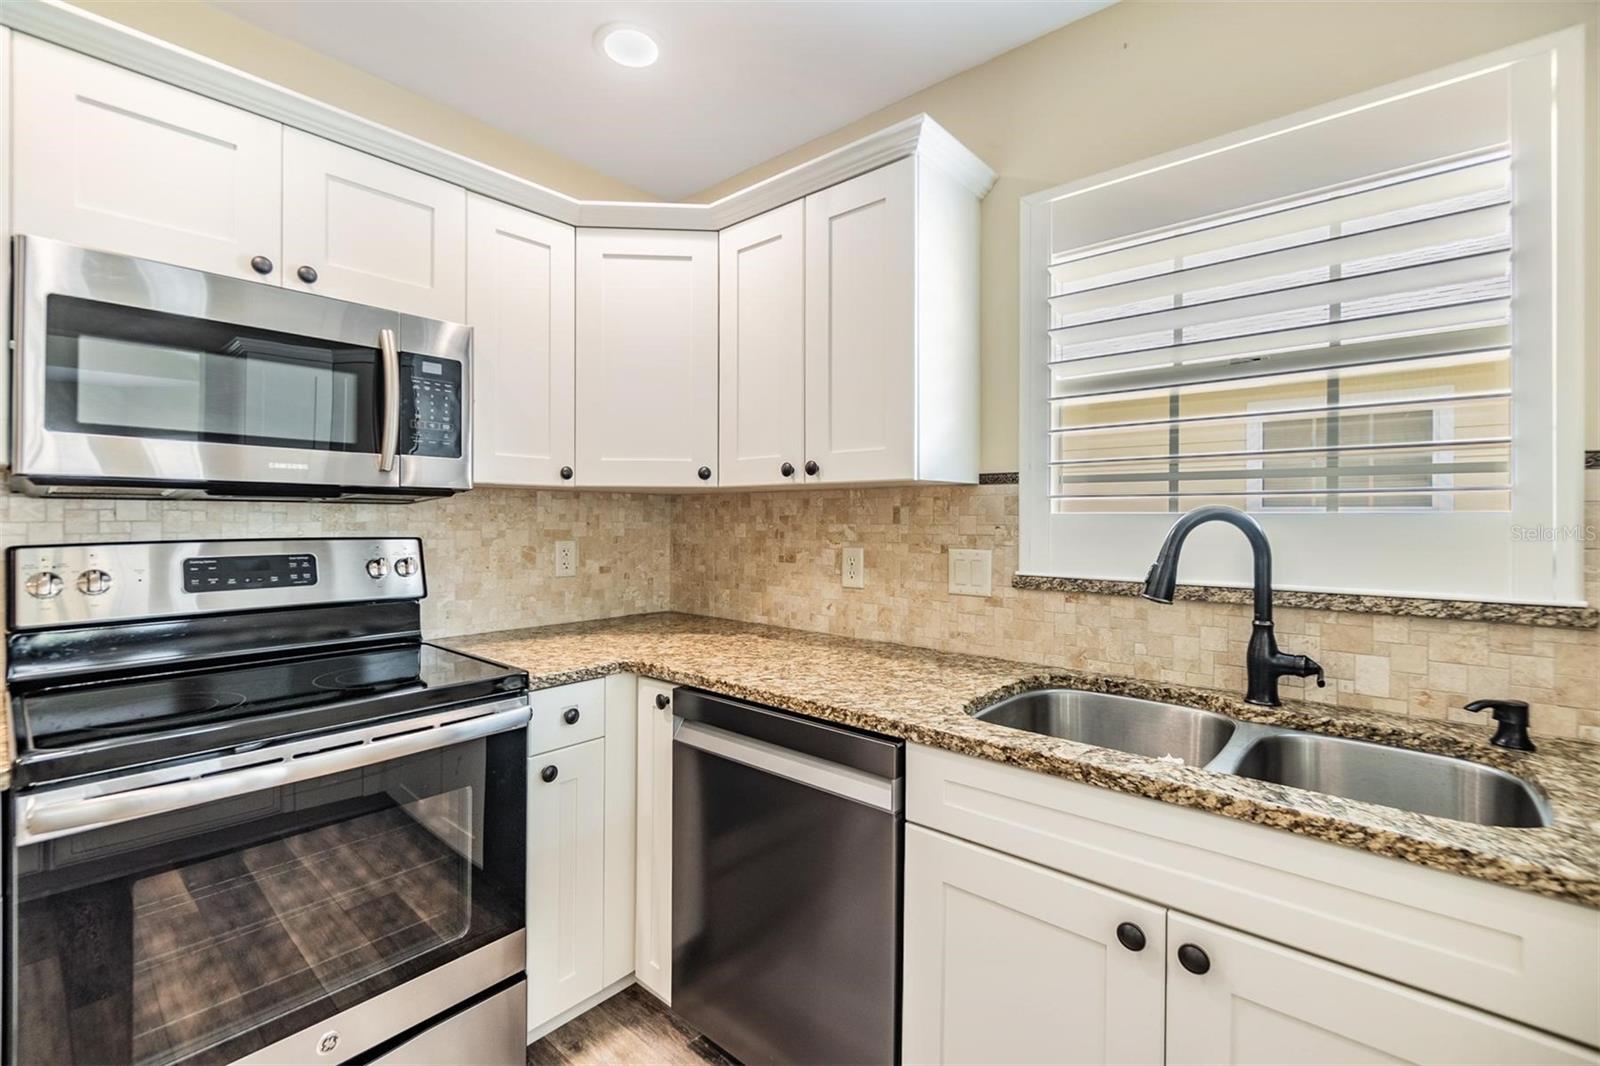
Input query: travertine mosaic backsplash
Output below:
<box><xmin>3</xmin><ymin>475</ymin><xmax>1594</xmax><ymax>740</ymax></box>
<box><xmin>670</xmin><ymin>478</ymin><xmax>1600</xmax><ymax>741</ymax></box>
<box><xmin>0</xmin><ymin>489</ymin><xmax>672</xmax><ymax>638</ymax></box>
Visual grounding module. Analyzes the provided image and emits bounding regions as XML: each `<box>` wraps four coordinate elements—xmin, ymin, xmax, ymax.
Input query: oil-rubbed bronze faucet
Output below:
<box><xmin>1140</xmin><ymin>505</ymin><xmax>1325</xmax><ymax>707</ymax></box>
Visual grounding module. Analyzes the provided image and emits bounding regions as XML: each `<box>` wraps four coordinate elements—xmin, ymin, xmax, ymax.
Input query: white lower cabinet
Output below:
<box><xmin>902</xmin><ymin>826</ymin><xmax>1165</xmax><ymax>1066</ymax></box>
<box><xmin>524</xmin><ymin>678</ymin><xmax>636</xmax><ymax>1037</ymax></box>
<box><xmin>633</xmin><ymin>679</ymin><xmax>676</xmax><ymax>1003</ymax></box>
<box><xmin>1166</xmin><ymin>914</ymin><xmax>1596</xmax><ymax>1065</ymax></box>
<box><xmin>526</xmin><ymin>737</ymin><xmax>605</xmax><ymax>1026</ymax></box>
<box><xmin>905</xmin><ymin>745</ymin><xmax>1600</xmax><ymax>1066</ymax></box>
<box><xmin>905</xmin><ymin>824</ymin><xmax>1596</xmax><ymax>1066</ymax></box>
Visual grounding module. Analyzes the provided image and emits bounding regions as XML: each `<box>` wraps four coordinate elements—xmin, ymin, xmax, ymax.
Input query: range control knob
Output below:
<box><xmin>366</xmin><ymin>558</ymin><xmax>389</xmax><ymax>580</ymax></box>
<box><xmin>76</xmin><ymin>569</ymin><xmax>114</xmax><ymax>596</ymax></box>
<box><xmin>394</xmin><ymin>556</ymin><xmax>419</xmax><ymax>578</ymax></box>
<box><xmin>25</xmin><ymin>572</ymin><xmax>64</xmax><ymax>599</ymax></box>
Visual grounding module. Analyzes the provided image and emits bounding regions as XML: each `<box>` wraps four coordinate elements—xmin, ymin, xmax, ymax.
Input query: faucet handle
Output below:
<box><xmin>1292</xmin><ymin>654</ymin><xmax>1326</xmax><ymax>688</ymax></box>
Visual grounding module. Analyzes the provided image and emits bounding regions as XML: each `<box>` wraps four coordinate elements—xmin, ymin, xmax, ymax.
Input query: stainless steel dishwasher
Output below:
<box><xmin>671</xmin><ymin>688</ymin><xmax>904</xmax><ymax>1066</ymax></box>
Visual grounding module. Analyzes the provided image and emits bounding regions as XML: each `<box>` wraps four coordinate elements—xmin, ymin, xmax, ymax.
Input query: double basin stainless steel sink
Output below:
<box><xmin>974</xmin><ymin>689</ymin><xmax>1552</xmax><ymax>828</ymax></box>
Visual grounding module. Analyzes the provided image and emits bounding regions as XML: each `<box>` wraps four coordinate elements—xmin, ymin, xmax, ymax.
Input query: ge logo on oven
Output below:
<box><xmin>316</xmin><ymin>1030</ymin><xmax>341</xmax><ymax>1056</ymax></box>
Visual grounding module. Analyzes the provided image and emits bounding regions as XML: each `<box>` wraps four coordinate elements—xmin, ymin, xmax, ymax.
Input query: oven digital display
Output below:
<box><xmin>183</xmin><ymin>553</ymin><xmax>317</xmax><ymax>592</ymax></box>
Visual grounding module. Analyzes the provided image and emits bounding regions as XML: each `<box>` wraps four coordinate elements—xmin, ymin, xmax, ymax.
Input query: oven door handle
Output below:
<box><xmin>378</xmin><ymin>326</ymin><xmax>401</xmax><ymax>473</ymax></box>
<box><xmin>21</xmin><ymin>705</ymin><xmax>529</xmax><ymax>843</ymax></box>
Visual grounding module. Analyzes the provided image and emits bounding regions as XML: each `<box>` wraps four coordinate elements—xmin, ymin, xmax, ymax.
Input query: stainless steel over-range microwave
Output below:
<box><xmin>9</xmin><ymin>236</ymin><xmax>472</xmax><ymax>501</ymax></box>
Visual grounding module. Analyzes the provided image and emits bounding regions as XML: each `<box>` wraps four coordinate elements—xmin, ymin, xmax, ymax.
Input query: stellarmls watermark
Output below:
<box><xmin>1511</xmin><ymin>523</ymin><xmax>1598</xmax><ymax>543</ymax></box>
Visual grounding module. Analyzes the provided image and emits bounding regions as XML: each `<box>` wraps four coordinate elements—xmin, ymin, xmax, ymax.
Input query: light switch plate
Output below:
<box><xmin>948</xmin><ymin>548</ymin><xmax>992</xmax><ymax>597</ymax></box>
<box><xmin>554</xmin><ymin>540</ymin><xmax>577</xmax><ymax>578</ymax></box>
<box><xmin>842</xmin><ymin>546</ymin><xmax>865</xmax><ymax>588</ymax></box>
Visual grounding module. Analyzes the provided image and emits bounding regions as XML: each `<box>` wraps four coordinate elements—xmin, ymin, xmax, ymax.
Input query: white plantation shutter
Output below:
<box><xmin>1047</xmin><ymin>150</ymin><xmax>1513</xmax><ymax>511</ymax></box>
<box><xmin>1019</xmin><ymin>32</ymin><xmax>1587</xmax><ymax>603</ymax></box>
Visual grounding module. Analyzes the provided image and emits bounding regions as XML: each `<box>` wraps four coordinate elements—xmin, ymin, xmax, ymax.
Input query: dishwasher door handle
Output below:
<box><xmin>676</xmin><ymin>719</ymin><xmax>901</xmax><ymax>813</ymax></box>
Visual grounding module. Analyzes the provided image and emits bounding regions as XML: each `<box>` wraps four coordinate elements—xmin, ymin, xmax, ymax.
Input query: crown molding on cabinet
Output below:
<box><xmin>0</xmin><ymin>0</ymin><xmax>998</xmax><ymax>231</ymax></box>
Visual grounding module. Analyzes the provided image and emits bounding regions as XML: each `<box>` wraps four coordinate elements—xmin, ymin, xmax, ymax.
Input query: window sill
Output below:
<box><xmin>1011</xmin><ymin>574</ymin><xmax>1598</xmax><ymax>630</ymax></box>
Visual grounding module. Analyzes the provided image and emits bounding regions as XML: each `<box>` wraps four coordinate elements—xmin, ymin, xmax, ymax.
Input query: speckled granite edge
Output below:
<box><xmin>1013</xmin><ymin>573</ymin><xmax>1600</xmax><ymax>629</ymax></box>
<box><xmin>448</xmin><ymin>613</ymin><xmax>1600</xmax><ymax>909</ymax></box>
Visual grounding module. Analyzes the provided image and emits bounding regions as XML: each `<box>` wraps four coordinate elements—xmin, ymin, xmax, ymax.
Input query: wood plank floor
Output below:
<box><xmin>527</xmin><ymin>986</ymin><xmax>738</xmax><ymax>1066</ymax></box>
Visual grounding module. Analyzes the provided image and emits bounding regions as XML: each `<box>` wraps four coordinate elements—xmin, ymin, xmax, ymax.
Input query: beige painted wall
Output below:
<box><xmin>693</xmin><ymin>1</ymin><xmax>1600</xmax><ymax>473</ymax></box>
<box><xmin>66</xmin><ymin>0</ymin><xmax>654</xmax><ymax>201</ymax></box>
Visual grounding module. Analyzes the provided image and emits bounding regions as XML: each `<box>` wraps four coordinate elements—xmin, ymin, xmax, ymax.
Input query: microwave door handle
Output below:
<box><xmin>378</xmin><ymin>326</ymin><xmax>400</xmax><ymax>473</ymax></box>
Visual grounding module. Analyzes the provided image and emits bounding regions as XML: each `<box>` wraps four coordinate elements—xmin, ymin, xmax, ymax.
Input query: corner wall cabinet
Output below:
<box><xmin>467</xmin><ymin>194</ymin><xmax>577</xmax><ymax>486</ymax></box>
<box><xmin>575</xmin><ymin>230</ymin><xmax>720</xmax><ymax>489</ymax></box>
<box><xmin>904</xmin><ymin>743</ymin><xmax>1600</xmax><ymax>1064</ymax></box>
<box><xmin>3</xmin><ymin>18</ymin><xmax>993</xmax><ymax>490</ymax></box>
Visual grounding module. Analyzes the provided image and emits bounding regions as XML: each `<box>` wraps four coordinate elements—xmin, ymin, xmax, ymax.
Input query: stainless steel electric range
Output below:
<box><xmin>3</xmin><ymin>537</ymin><xmax>530</xmax><ymax>1066</ymax></box>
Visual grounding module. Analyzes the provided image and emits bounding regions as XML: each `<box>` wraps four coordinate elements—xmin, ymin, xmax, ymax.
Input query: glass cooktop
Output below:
<box><xmin>11</xmin><ymin>642</ymin><xmax>526</xmax><ymax>787</ymax></box>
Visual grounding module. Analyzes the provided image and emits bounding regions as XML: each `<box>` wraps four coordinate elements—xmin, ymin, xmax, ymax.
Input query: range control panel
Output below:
<box><xmin>7</xmin><ymin>538</ymin><xmax>426</xmax><ymax>631</ymax></box>
<box><xmin>183</xmin><ymin>553</ymin><xmax>318</xmax><ymax>593</ymax></box>
<box><xmin>400</xmin><ymin>353</ymin><xmax>463</xmax><ymax>459</ymax></box>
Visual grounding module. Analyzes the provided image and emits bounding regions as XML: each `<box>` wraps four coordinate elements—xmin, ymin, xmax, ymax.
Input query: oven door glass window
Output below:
<box><xmin>44</xmin><ymin>295</ymin><xmax>382</xmax><ymax>453</ymax></box>
<box><xmin>10</xmin><ymin>728</ymin><xmax>525</xmax><ymax>1066</ymax></box>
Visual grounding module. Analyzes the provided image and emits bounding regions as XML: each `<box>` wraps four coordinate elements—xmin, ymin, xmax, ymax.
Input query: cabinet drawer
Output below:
<box><xmin>907</xmin><ymin>743</ymin><xmax>1600</xmax><ymax>1046</ymax></box>
<box><xmin>529</xmin><ymin>679</ymin><xmax>605</xmax><ymax>754</ymax></box>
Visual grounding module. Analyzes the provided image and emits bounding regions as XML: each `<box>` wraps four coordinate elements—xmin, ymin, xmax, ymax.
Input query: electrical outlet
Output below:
<box><xmin>842</xmin><ymin>546</ymin><xmax>865</xmax><ymax>589</ymax></box>
<box><xmin>948</xmin><ymin>548</ymin><xmax>993</xmax><ymax>597</ymax></box>
<box><xmin>554</xmin><ymin>540</ymin><xmax>577</xmax><ymax>578</ymax></box>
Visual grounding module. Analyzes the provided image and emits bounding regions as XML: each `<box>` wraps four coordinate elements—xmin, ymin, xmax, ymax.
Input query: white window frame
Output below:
<box><xmin>1019</xmin><ymin>27</ymin><xmax>1588</xmax><ymax>605</ymax></box>
<box><xmin>1243</xmin><ymin>389</ymin><xmax>1455</xmax><ymax>515</ymax></box>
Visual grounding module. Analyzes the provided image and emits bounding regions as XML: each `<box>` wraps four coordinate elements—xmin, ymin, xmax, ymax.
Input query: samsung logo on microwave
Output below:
<box><xmin>268</xmin><ymin>462</ymin><xmax>311</xmax><ymax>471</ymax></box>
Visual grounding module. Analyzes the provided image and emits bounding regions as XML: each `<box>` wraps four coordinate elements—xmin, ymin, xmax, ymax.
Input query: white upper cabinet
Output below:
<box><xmin>10</xmin><ymin>36</ymin><xmax>283</xmax><ymax>283</ymax></box>
<box><xmin>576</xmin><ymin>230</ymin><xmax>718</xmax><ymax>488</ymax></box>
<box><xmin>803</xmin><ymin>157</ymin><xmax>978</xmax><ymax>484</ymax></box>
<box><xmin>467</xmin><ymin>194</ymin><xmax>576</xmax><ymax>487</ymax></box>
<box><xmin>282</xmin><ymin>128</ymin><xmax>467</xmax><ymax>321</ymax></box>
<box><xmin>804</xmin><ymin>159</ymin><xmax>915</xmax><ymax>483</ymax></box>
<box><xmin>718</xmin><ymin>201</ymin><xmax>806</xmax><ymax>487</ymax></box>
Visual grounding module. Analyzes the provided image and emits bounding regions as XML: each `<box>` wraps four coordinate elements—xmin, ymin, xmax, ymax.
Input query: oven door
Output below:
<box><xmin>12</xmin><ymin>235</ymin><xmax>408</xmax><ymax>496</ymax></box>
<box><xmin>6</xmin><ymin>698</ymin><xmax>528</xmax><ymax>1066</ymax></box>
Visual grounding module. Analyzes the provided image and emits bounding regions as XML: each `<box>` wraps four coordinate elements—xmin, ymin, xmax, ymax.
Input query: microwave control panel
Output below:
<box><xmin>400</xmin><ymin>353</ymin><xmax>463</xmax><ymax>459</ymax></box>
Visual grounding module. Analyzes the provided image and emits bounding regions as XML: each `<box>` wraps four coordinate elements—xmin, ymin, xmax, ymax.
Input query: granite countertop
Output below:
<box><xmin>450</xmin><ymin>612</ymin><xmax>1600</xmax><ymax>908</ymax></box>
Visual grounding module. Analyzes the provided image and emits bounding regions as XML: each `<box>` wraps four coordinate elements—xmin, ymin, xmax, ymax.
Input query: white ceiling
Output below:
<box><xmin>208</xmin><ymin>1</ymin><xmax>1111</xmax><ymax>200</ymax></box>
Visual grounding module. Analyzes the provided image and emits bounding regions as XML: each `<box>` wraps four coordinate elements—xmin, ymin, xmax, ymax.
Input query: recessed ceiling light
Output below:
<box><xmin>595</xmin><ymin>23</ymin><xmax>659</xmax><ymax>68</ymax></box>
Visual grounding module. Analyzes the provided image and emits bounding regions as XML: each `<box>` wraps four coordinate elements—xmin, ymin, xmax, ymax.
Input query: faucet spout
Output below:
<box><xmin>1140</xmin><ymin>505</ymin><xmax>1324</xmax><ymax>706</ymax></box>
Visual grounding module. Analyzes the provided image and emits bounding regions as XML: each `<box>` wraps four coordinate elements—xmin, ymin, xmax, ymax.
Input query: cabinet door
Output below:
<box><xmin>11</xmin><ymin>36</ymin><xmax>282</xmax><ymax>282</ymax></box>
<box><xmin>634</xmin><ymin>679</ymin><xmax>676</xmax><ymax>1003</ymax></box>
<box><xmin>1167</xmin><ymin>913</ymin><xmax>1599</xmax><ymax>1066</ymax></box>
<box><xmin>804</xmin><ymin>158</ymin><xmax>915</xmax><ymax>483</ymax></box>
<box><xmin>718</xmin><ymin>201</ymin><xmax>805</xmax><ymax>486</ymax></box>
<box><xmin>902</xmin><ymin>826</ymin><xmax>1165</xmax><ymax>1066</ymax></box>
<box><xmin>282</xmin><ymin>128</ymin><xmax>466</xmax><ymax>320</ymax></box>
<box><xmin>526</xmin><ymin>738</ymin><xmax>606</xmax><ymax>1030</ymax></box>
<box><xmin>576</xmin><ymin>230</ymin><xmax>718</xmax><ymax>487</ymax></box>
<box><xmin>466</xmin><ymin>195</ymin><xmax>575</xmax><ymax>487</ymax></box>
